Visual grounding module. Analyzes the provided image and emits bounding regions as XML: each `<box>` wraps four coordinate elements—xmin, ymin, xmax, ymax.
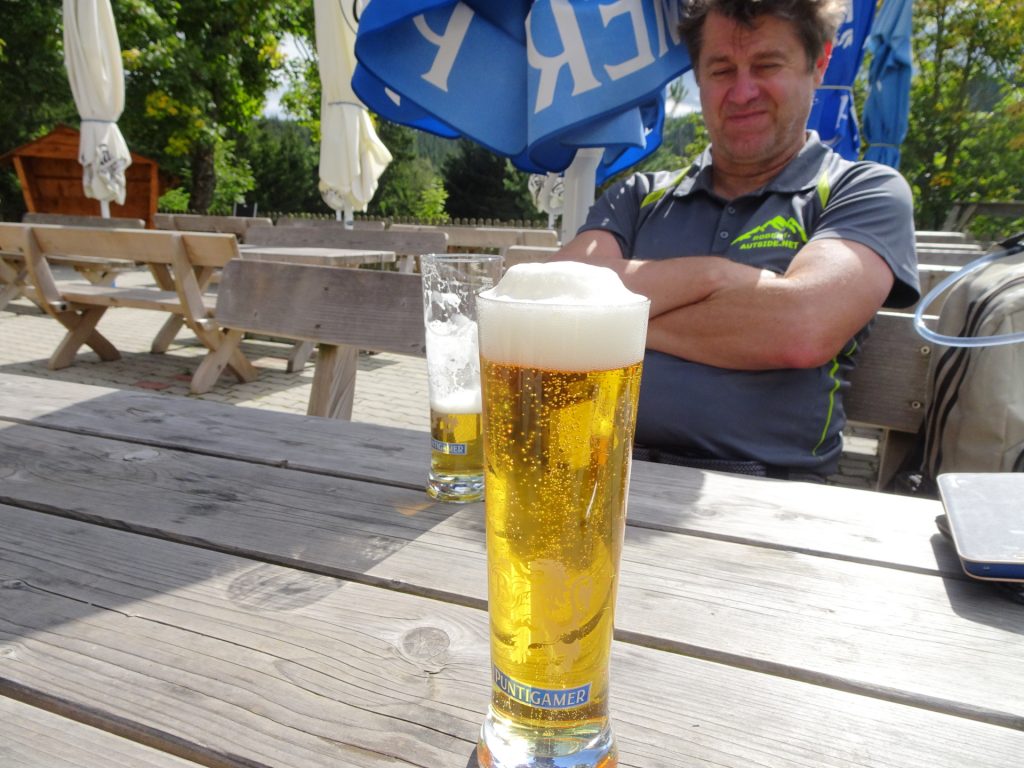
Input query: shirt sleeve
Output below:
<box><xmin>810</xmin><ymin>162</ymin><xmax>920</xmax><ymax>309</ymax></box>
<box><xmin>578</xmin><ymin>172</ymin><xmax>652</xmax><ymax>259</ymax></box>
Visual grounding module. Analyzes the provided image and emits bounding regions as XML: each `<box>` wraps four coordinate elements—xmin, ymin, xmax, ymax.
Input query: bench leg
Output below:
<box><xmin>151</xmin><ymin>316</ymin><xmax>185</xmax><ymax>354</ymax></box>
<box><xmin>191</xmin><ymin>328</ymin><xmax>247</xmax><ymax>394</ymax></box>
<box><xmin>308</xmin><ymin>344</ymin><xmax>358</xmax><ymax>419</ymax></box>
<box><xmin>876</xmin><ymin>429</ymin><xmax>919</xmax><ymax>491</ymax></box>
<box><xmin>50</xmin><ymin>307</ymin><xmax>120</xmax><ymax>369</ymax></box>
<box><xmin>286</xmin><ymin>341</ymin><xmax>315</xmax><ymax>372</ymax></box>
<box><xmin>0</xmin><ymin>260</ymin><xmax>28</xmax><ymax>312</ymax></box>
<box><xmin>0</xmin><ymin>282</ymin><xmax>21</xmax><ymax>312</ymax></box>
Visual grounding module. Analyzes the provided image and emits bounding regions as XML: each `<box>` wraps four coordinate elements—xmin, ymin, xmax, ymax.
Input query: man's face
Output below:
<box><xmin>695</xmin><ymin>11</ymin><xmax>829</xmax><ymax>174</ymax></box>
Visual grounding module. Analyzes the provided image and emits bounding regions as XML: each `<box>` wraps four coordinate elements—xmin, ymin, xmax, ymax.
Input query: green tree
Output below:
<box><xmin>442</xmin><ymin>140</ymin><xmax>541</xmax><ymax>222</ymax></box>
<box><xmin>115</xmin><ymin>0</ymin><xmax>310</xmax><ymax>212</ymax></box>
<box><xmin>0</xmin><ymin>2</ymin><xmax>76</xmax><ymax>221</ymax></box>
<box><xmin>369</xmin><ymin>121</ymin><xmax>447</xmax><ymax>219</ymax></box>
<box><xmin>237</xmin><ymin>118</ymin><xmax>321</xmax><ymax>214</ymax></box>
<box><xmin>901</xmin><ymin>0</ymin><xmax>1024</xmax><ymax>231</ymax></box>
<box><xmin>598</xmin><ymin>112</ymin><xmax>708</xmax><ymax>194</ymax></box>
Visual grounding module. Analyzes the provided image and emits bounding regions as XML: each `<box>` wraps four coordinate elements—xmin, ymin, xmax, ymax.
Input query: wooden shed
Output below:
<box><xmin>0</xmin><ymin>124</ymin><xmax>169</xmax><ymax>228</ymax></box>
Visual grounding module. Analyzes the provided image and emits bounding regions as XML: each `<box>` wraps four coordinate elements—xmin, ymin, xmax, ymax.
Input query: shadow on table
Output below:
<box><xmin>932</xmin><ymin>533</ymin><xmax>1024</xmax><ymax>629</ymax></box>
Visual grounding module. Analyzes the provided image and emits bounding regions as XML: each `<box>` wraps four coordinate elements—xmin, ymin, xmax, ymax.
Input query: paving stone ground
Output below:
<box><xmin>0</xmin><ymin>266</ymin><xmax>879</xmax><ymax>488</ymax></box>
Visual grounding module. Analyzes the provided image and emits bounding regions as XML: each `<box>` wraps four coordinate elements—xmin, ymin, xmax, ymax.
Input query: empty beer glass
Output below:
<box><xmin>421</xmin><ymin>253</ymin><xmax>503</xmax><ymax>503</ymax></box>
<box><xmin>475</xmin><ymin>262</ymin><xmax>649</xmax><ymax>768</ymax></box>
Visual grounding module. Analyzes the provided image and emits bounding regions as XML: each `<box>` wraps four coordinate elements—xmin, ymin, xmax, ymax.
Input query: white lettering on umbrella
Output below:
<box><xmin>651</xmin><ymin>0</ymin><xmax>683</xmax><ymax>56</ymax></box>
<box><xmin>528</xmin><ymin>0</ymin><xmax>601</xmax><ymax>114</ymax></box>
<box><xmin>600</xmin><ymin>0</ymin><xmax>654</xmax><ymax>81</ymax></box>
<box><xmin>414</xmin><ymin>3</ymin><xmax>475</xmax><ymax>92</ymax></box>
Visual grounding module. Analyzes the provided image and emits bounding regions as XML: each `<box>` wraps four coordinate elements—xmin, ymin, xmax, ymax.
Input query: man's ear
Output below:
<box><xmin>814</xmin><ymin>41</ymin><xmax>834</xmax><ymax>83</ymax></box>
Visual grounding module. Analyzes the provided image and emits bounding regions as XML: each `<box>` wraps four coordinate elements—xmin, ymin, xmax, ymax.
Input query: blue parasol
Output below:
<box><xmin>862</xmin><ymin>0</ymin><xmax>913</xmax><ymax>168</ymax></box>
<box><xmin>806</xmin><ymin>0</ymin><xmax>876</xmax><ymax>160</ymax></box>
<box><xmin>351</xmin><ymin>0</ymin><xmax>691</xmax><ymax>185</ymax></box>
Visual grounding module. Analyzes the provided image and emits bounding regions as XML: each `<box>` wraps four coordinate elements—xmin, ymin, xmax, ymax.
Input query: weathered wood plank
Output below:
<box><xmin>3</xmin><ymin>508</ymin><xmax>1022</xmax><ymax>768</ymax></box>
<box><xmin>0</xmin><ymin>373</ymin><xmax>948</xmax><ymax>574</ymax></box>
<box><xmin>0</xmin><ymin>424</ymin><xmax>1017</xmax><ymax>726</ymax></box>
<box><xmin>845</xmin><ymin>311</ymin><xmax>932</xmax><ymax>433</ymax></box>
<box><xmin>215</xmin><ymin>261</ymin><xmax>425</xmax><ymax>355</ymax></box>
<box><xmin>244</xmin><ymin>225</ymin><xmax>448</xmax><ymax>257</ymax></box>
<box><xmin>0</xmin><ymin>697</ymin><xmax>202</xmax><ymax>767</ymax></box>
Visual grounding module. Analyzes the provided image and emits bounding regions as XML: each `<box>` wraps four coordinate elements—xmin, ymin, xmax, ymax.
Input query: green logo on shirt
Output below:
<box><xmin>732</xmin><ymin>216</ymin><xmax>808</xmax><ymax>251</ymax></box>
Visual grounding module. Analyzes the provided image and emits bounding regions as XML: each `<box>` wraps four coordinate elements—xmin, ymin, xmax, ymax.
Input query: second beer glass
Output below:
<box><xmin>475</xmin><ymin>262</ymin><xmax>649</xmax><ymax>768</ymax></box>
<box><xmin>421</xmin><ymin>253</ymin><xmax>503</xmax><ymax>503</ymax></box>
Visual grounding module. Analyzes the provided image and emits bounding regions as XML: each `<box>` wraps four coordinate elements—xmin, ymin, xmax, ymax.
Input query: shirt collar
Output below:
<box><xmin>672</xmin><ymin>131</ymin><xmax>832</xmax><ymax>199</ymax></box>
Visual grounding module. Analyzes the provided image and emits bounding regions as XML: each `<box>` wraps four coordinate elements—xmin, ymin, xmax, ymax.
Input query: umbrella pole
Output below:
<box><xmin>343</xmin><ymin>203</ymin><xmax>354</xmax><ymax>230</ymax></box>
<box><xmin>560</xmin><ymin>148</ymin><xmax>602</xmax><ymax>244</ymax></box>
<box><xmin>100</xmin><ymin>200</ymin><xmax>111</xmax><ymax>219</ymax></box>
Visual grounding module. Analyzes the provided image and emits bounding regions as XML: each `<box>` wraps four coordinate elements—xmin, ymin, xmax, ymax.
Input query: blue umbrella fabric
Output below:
<box><xmin>862</xmin><ymin>0</ymin><xmax>913</xmax><ymax>168</ymax></box>
<box><xmin>806</xmin><ymin>0</ymin><xmax>876</xmax><ymax>160</ymax></box>
<box><xmin>352</xmin><ymin>0</ymin><xmax>691</xmax><ymax>183</ymax></box>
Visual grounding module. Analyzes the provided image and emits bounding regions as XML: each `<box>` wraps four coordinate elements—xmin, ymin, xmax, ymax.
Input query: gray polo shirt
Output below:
<box><xmin>579</xmin><ymin>132</ymin><xmax>918</xmax><ymax>475</ymax></box>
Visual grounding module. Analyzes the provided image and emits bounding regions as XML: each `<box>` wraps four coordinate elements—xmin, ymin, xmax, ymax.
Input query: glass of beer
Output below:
<box><xmin>421</xmin><ymin>253</ymin><xmax>503</xmax><ymax>503</ymax></box>
<box><xmin>475</xmin><ymin>262</ymin><xmax>649</xmax><ymax>768</ymax></box>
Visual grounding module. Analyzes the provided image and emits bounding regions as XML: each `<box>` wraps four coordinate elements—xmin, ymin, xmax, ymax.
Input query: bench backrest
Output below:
<box><xmin>845</xmin><ymin>311</ymin><xmax>932</xmax><ymax>434</ymax></box>
<box><xmin>154</xmin><ymin>213</ymin><xmax>273</xmax><ymax>238</ymax></box>
<box><xmin>215</xmin><ymin>259</ymin><xmax>426</xmax><ymax>356</ymax></box>
<box><xmin>275</xmin><ymin>216</ymin><xmax>387</xmax><ymax>230</ymax></box>
<box><xmin>243</xmin><ymin>225</ymin><xmax>448</xmax><ymax>256</ymax></box>
<box><xmin>23</xmin><ymin>213</ymin><xmax>146</xmax><ymax>229</ymax></box>
<box><xmin>390</xmin><ymin>223</ymin><xmax>559</xmax><ymax>250</ymax></box>
<box><xmin>0</xmin><ymin>222</ymin><xmax>240</xmax><ymax>269</ymax></box>
<box><xmin>915</xmin><ymin>230</ymin><xmax>969</xmax><ymax>245</ymax></box>
<box><xmin>500</xmin><ymin>244</ymin><xmax>560</xmax><ymax>267</ymax></box>
<box><xmin>915</xmin><ymin>243</ymin><xmax>984</xmax><ymax>267</ymax></box>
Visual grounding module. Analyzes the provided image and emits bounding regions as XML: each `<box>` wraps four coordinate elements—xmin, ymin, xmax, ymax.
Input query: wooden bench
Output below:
<box><xmin>390</xmin><ymin>223</ymin><xmax>559</xmax><ymax>251</ymax></box>
<box><xmin>154</xmin><ymin>213</ymin><xmax>274</xmax><ymax>239</ymax></box>
<box><xmin>0</xmin><ymin>223</ymin><xmax>256</xmax><ymax>382</ymax></box>
<box><xmin>275</xmin><ymin>216</ymin><xmax>386</xmax><ymax>230</ymax></box>
<box><xmin>914</xmin><ymin>242</ymin><xmax>984</xmax><ymax>267</ymax></box>
<box><xmin>1</xmin><ymin>214</ymin><xmax>149</xmax><ymax>310</ymax></box>
<box><xmin>243</xmin><ymin>225</ymin><xmax>447</xmax><ymax>274</ymax></box>
<box><xmin>23</xmin><ymin>212</ymin><xmax>146</xmax><ymax>229</ymax></box>
<box><xmin>845</xmin><ymin>310</ymin><xmax>934</xmax><ymax>489</ymax></box>
<box><xmin>500</xmin><ymin>244</ymin><xmax>561</xmax><ymax>266</ymax></box>
<box><xmin>191</xmin><ymin>259</ymin><xmax>425</xmax><ymax>418</ymax></box>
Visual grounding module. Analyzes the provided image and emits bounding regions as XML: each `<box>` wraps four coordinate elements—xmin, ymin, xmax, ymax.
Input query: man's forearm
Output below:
<box><xmin>617</xmin><ymin>256</ymin><xmax>770</xmax><ymax>317</ymax></box>
<box><xmin>645</xmin><ymin>240</ymin><xmax>895</xmax><ymax>370</ymax></box>
<box><xmin>552</xmin><ymin>230</ymin><xmax>766</xmax><ymax>317</ymax></box>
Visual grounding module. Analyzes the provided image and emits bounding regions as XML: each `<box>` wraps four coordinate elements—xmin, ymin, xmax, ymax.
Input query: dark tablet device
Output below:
<box><xmin>937</xmin><ymin>473</ymin><xmax>1024</xmax><ymax>582</ymax></box>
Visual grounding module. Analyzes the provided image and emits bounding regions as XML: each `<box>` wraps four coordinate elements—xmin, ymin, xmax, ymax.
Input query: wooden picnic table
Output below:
<box><xmin>0</xmin><ymin>371</ymin><xmax>1022</xmax><ymax>767</ymax></box>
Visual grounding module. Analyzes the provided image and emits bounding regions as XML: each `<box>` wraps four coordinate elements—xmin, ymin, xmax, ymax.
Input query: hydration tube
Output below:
<box><xmin>913</xmin><ymin>232</ymin><xmax>1024</xmax><ymax>347</ymax></box>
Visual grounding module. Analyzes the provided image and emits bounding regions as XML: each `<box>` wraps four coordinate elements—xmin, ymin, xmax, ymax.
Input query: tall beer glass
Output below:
<box><xmin>421</xmin><ymin>253</ymin><xmax>503</xmax><ymax>503</ymax></box>
<box><xmin>476</xmin><ymin>262</ymin><xmax>649</xmax><ymax>768</ymax></box>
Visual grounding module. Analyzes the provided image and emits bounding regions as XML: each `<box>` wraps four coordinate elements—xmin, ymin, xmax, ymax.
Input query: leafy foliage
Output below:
<box><xmin>442</xmin><ymin>140</ymin><xmax>542</xmax><ymax>222</ymax></box>
<box><xmin>0</xmin><ymin>2</ymin><xmax>76</xmax><ymax>221</ymax></box>
<box><xmin>900</xmin><ymin>0</ymin><xmax>1024</xmax><ymax>233</ymax></box>
<box><xmin>368</xmin><ymin>121</ymin><xmax>447</xmax><ymax>219</ymax></box>
<box><xmin>598</xmin><ymin>113</ymin><xmax>708</xmax><ymax>195</ymax></box>
<box><xmin>237</xmin><ymin>118</ymin><xmax>321</xmax><ymax>214</ymax></box>
<box><xmin>115</xmin><ymin>0</ymin><xmax>309</xmax><ymax>211</ymax></box>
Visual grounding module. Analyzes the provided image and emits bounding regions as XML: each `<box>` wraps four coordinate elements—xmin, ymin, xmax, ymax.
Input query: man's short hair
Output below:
<box><xmin>679</xmin><ymin>0</ymin><xmax>849</xmax><ymax>72</ymax></box>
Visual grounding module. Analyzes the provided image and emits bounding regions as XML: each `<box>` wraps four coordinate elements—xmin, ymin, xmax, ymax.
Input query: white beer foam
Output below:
<box><xmin>478</xmin><ymin>262</ymin><xmax>649</xmax><ymax>371</ymax></box>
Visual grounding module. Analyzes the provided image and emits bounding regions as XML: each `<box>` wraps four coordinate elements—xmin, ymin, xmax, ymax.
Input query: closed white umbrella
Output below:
<box><xmin>63</xmin><ymin>0</ymin><xmax>131</xmax><ymax>218</ymax></box>
<box><xmin>315</xmin><ymin>0</ymin><xmax>392</xmax><ymax>228</ymax></box>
